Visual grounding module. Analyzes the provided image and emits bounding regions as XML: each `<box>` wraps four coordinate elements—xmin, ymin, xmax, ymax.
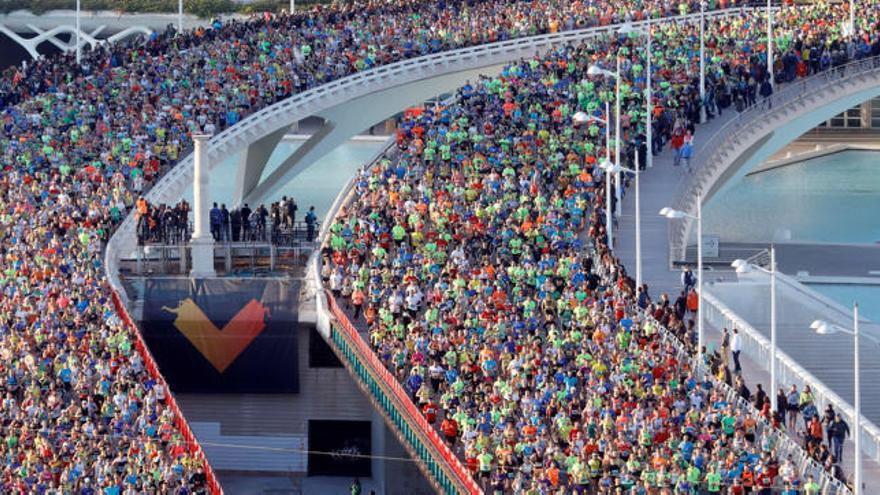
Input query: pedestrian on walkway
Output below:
<box><xmin>829</xmin><ymin>414</ymin><xmax>850</xmax><ymax>464</ymax></box>
<box><xmin>681</xmin><ymin>265</ymin><xmax>695</xmax><ymax>292</ymax></box>
<box><xmin>777</xmin><ymin>387</ymin><xmax>789</xmax><ymax>423</ymax></box>
<box><xmin>787</xmin><ymin>385</ymin><xmax>801</xmax><ymax>430</ymax></box>
<box><xmin>720</xmin><ymin>327</ymin><xmax>731</xmax><ymax>368</ymax></box>
<box><xmin>731</xmin><ymin>327</ymin><xmax>743</xmax><ymax>373</ymax></box>
<box><xmin>305</xmin><ymin>206</ymin><xmax>317</xmax><ymax>241</ymax></box>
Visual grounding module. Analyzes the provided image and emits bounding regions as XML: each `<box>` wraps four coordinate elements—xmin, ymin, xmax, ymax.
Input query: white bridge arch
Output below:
<box><xmin>668</xmin><ymin>55</ymin><xmax>880</xmax><ymax>261</ymax></box>
<box><xmin>105</xmin><ymin>7</ymin><xmax>755</xmax><ymax>280</ymax></box>
<box><xmin>0</xmin><ymin>23</ymin><xmax>152</xmax><ymax>60</ymax></box>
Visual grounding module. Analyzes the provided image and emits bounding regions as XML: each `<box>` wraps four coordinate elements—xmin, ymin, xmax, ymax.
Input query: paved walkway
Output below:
<box><xmin>704</xmin><ymin>323</ymin><xmax>880</xmax><ymax>493</ymax></box>
<box><xmin>613</xmin><ymin>106</ymin><xmax>880</xmax><ymax>491</ymax></box>
<box><xmin>614</xmin><ymin>107</ymin><xmax>737</xmax><ymax>298</ymax></box>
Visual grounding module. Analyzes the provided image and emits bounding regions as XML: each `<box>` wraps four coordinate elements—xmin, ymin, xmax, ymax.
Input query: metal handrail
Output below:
<box><xmin>703</xmin><ymin>285</ymin><xmax>880</xmax><ymax>469</ymax></box>
<box><xmin>669</xmin><ymin>55</ymin><xmax>880</xmax><ymax>260</ymax></box>
<box><xmin>592</xmin><ymin>245</ymin><xmax>851</xmax><ymax>494</ymax></box>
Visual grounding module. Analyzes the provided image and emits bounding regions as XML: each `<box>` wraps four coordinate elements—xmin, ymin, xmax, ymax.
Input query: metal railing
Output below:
<box><xmin>669</xmin><ymin>55</ymin><xmax>880</xmax><ymax>262</ymax></box>
<box><xmin>703</xmin><ymin>274</ymin><xmax>880</xmax><ymax>467</ymax></box>
<box><xmin>591</xmin><ymin>246</ymin><xmax>851</xmax><ymax>494</ymax></box>
<box><xmin>326</xmin><ymin>296</ymin><xmax>481</xmax><ymax>495</ymax></box>
<box><xmin>650</xmin><ymin>308</ymin><xmax>850</xmax><ymax>494</ymax></box>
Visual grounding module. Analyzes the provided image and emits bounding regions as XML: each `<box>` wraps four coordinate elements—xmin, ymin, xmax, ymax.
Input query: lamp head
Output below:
<box><xmin>730</xmin><ymin>259</ymin><xmax>751</xmax><ymax>274</ymax></box>
<box><xmin>599</xmin><ymin>160</ymin><xmax>619</xmax><ymax>173</ymax></box>
<box><xmin>810</xmin><ymin>320</ymin><xmax>837</xmax><ymax>335</ymax></box>
<box><xmin>659</xmin><ymin>207</ymin><xmax>686</xmax><ymax>219</ymax></box>
<box><xmin>572</xmin><ymin>111</ymin><xmax>590</xmax><ymax>124</ymax></box>
<box><xmin>587</xmin><ymin>65</ymin><xmax>606</xmax><ymax>77</ymax></box>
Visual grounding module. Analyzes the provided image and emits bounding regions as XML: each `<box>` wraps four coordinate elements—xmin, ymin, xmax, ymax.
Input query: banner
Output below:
<box><xmin>141</xmin><ymin>278</ymin><xmax>299</xmax><ymax>393</ymax></box>
<box><xmin>307</xmin><ymin>420</ymin><xmax>372</xmax><ymax>477</ymax></box>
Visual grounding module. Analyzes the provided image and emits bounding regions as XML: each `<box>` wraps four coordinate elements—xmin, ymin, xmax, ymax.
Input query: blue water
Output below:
<box><xmin>183</xmin><ymin>139</ymin><xmax>384</xmax><ymax>219</ymax></box>
<box><xmin>704</xmin><ymin>150</ymin><xmax>880</xmax><ymax>244</ymax></box>
<box><xmin>807</xmin><ymin>284</ymin><xmax>880</xmax><ymax>322</ymax></box>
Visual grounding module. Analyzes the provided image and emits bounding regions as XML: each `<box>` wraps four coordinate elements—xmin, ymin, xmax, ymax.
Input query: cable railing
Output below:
<box><xmin>703</xmin><ymin>272</ymin><xmax>880</xmax><ymax>467</ymax></box>
<box><xmin>668</xmin><ymin>54</ymin><xmax>880</xmax><ymax>262</ymax></box>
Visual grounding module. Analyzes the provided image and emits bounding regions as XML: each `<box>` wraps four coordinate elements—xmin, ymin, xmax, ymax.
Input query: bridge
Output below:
<box><xmin>0</xmin><ymin>9</ymin><xmax>237</xmax><ymax>61</ymax></box>
<box><xmin>104</xmin><ymin>7</ymin><xmax>754</xmax><ymax>284</ymax></box>
<box><xmin>667</xmin><ymin>56</ymin><xmax>880</xmax><ymax>262</ymax></box>
<box><xmin>103</xmin><ymin>7</ymin><xmax>877</xmax><ymax>494</ymax></box>
<box><xmin>613</xmin><ymin>56</ymin><xmax>880</xmax><ymax>493</ymax></box>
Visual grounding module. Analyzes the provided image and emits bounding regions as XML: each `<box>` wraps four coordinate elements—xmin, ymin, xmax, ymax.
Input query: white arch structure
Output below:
<box><xmin>668</xmin><ymin>55</ymin><xmax>880</xmax><ymax>261</ymax></box>
<box><xmin>0</xmin><ymin>23</ymin><xmax>152</xmax><ymax>60</ymax></box>
<box><xmin>105</xmin><ymin>7</ymin><xmax>756</xmax><ymax>287</ymax></box>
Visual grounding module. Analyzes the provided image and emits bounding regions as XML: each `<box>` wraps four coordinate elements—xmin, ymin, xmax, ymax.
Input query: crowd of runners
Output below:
<box><xmin>0</xmin><ymin>0</ymin><xmax>875</xmax><ymax>491</ymax></box>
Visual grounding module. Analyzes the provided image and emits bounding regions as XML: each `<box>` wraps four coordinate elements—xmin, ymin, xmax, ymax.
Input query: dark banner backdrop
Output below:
<box><xmin>140</xmin><ymin>278</ymin><xmax>299</xmax><ymax>393</ymax></box>
<box><xmin>307</xmin><ymin>420</ymin><xmax>372</xmax><ymax>477</ymax></box>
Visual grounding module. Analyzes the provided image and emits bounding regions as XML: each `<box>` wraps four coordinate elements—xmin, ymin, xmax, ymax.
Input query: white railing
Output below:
<box><xmin>651</xmin><ymin>306</ymin><xmax>851</xmax><ymax>494</ymax></box>
<box><xmin>668</xmin><ymin>55</ymin><xmax>880</xmax><ymax>261</ymax></box>
<box><xmin>703</xmin><ymin>282</ymin><xmax>880</xmax><ymax>467</ymax></box>
<box><xmin>591</xmin><ymin>248</ymin><xmax>852</xmax><ymax>494</ymax></box>
<box><xmin>309</xmin><ymin>134</ymin><xmax>397</xmax><ymax>339</ymax></box>
<box><xmin>105</xmin><ymin>6</ymin><xmax>761</xmax><ymax>300</ymax></box>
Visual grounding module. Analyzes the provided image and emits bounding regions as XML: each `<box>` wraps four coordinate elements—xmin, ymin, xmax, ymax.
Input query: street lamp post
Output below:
<box><xmin>614</xmin><ymin>55</ymin><xmax>622</xmax><ymax>218</ymax></box>
<box><xmin>588</xmin><ymin>62</ymin><xmax>624</xmax><ymax>222</ymax></box>
<box><xmin>75</xmin><ymin>0</ymin><xmax>81</xmax><ymax>64</ymax></box>
<box><xmin>850</xmin><ymin>0</ymin><xmax>855</xmax><ymax>37</ymax></box>
<box><xmin>178</xmin><ymin>0</ymin><xmax>183</xmax><ymax>33</ymax></box>
<box><xmin>770</xmin><ymin>245</ymin><xmax>777</xmax><ymax>411</ymax></box>
<box><xmin>574</xmin><ymin>108</ymin><xmax>614</xmax><ymax>247</ymax></box>
<box><xmin>646</xmin><ymin>20</ymin><xmax>653</xmax><ymax>169</ymax></box>
<box><xmin>699</xmin><ymin>1</ymin><xmax>706</xmax><ymax>123</ymax></box>
<box><xmin>767</xmin><ymin>0</ymin><xmax>774</xmax><ymax>87</ymax></box>
<box><xmin>811</xmin><ymin>305</ymin><xmax>872</xmax><ymax>495</ymax></box>
<box><xmin>600</xmin><ymin>151</ymin><xmax>642</xmax><ymax>288</ymax></box>
<box><xmin>660</xmin><ymin>202</ymin><xmax>703</xmax><ymax>357</ymax></box>
<box><xmin>731</xmin><ymin>246</ymin><xmax>777</xmax><ymax>410</ymax></box>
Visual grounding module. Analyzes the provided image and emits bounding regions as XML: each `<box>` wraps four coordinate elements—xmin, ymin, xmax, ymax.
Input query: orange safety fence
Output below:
<box><xmin>326</xmin><ymin>292</ymin><xmax>482</xmax><ymax>495</ymax></box>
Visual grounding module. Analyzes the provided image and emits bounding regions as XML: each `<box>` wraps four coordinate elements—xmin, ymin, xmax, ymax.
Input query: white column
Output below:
<box><xmin>614</xmin><ymin>55</ymin><xmax>622</xmax><ymax>218</ymax></box>
<box><xmin>75</xmin><ymin>0</ymin><xmax>81</xmax><ymax>64</ymax></box>
<box><xmin>696</xmin><ymin>199</ymin><xmax>703</xmax><ymax>358</ymax></box>
<box><xmin>178</xmin><ymin>0</ymin><xmax>183</xmax><ymax>33</ymax></box>
<box><xmin>699</xmin><ymin>1</ymin><xmax>706</xmax><ymax>123</ymax></box>
<box><xmin>770</xmin><ymin>245</ymin><xmax>777</xmax><ymax>411</ymax></box>
<box><xmin>646</xmin><ymin>21</ymin><xmax>653</xmax><ymax>168</ymax></box>
<box><xmin>767</xmin><ymin>0</ymin><xmax>774</xmax><ymax>86</ymax></box>
<box><xmin>634</xmin><ymin>150</ymin><xmax>642</xmax><ymax>289</ymax></box>
<box><xmin>851</xmin><ymin>0</ymin><xmax>856</xmax><ymax>37</ymax></box>
<box><xmin>190</xmin><ymin>134</ymin><xmax>216</xmax><ymax>278</ymax></box>
<box><xmin>290</xmin><ymin>0</ymin><xmax>296</xmax><ymax>13</ymax></box>
<box><xmin>855</xmin><ymin>302</ymin><xmax>862</xmax><ymax>495</ymax></box>
<box><xmin>605</xmin><ymin>101</ymin><xmax>613</xmax><ymax>247</ymax></box>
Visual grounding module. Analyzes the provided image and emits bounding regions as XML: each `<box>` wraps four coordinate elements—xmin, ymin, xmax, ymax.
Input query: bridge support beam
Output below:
<box><xmin>232</xmin><ymin>126</ymin><xmax>289</xmax><ymax>206</ymax></box>
<box><xmin>240</xmin><ymin>64</ymin><xmax>507</xmax><ymax>205</ymax></box>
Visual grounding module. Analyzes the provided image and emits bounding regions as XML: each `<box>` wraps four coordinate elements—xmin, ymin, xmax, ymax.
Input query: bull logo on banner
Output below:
<box><xmin>162</xmin><ymin>299</ymin><xmax>269</xmax><ymax>373</ymax></box>
<box><xmin>140</xmin><ymin>278</ymin><xmax>299</xmax><ymax>393</ymax></box>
